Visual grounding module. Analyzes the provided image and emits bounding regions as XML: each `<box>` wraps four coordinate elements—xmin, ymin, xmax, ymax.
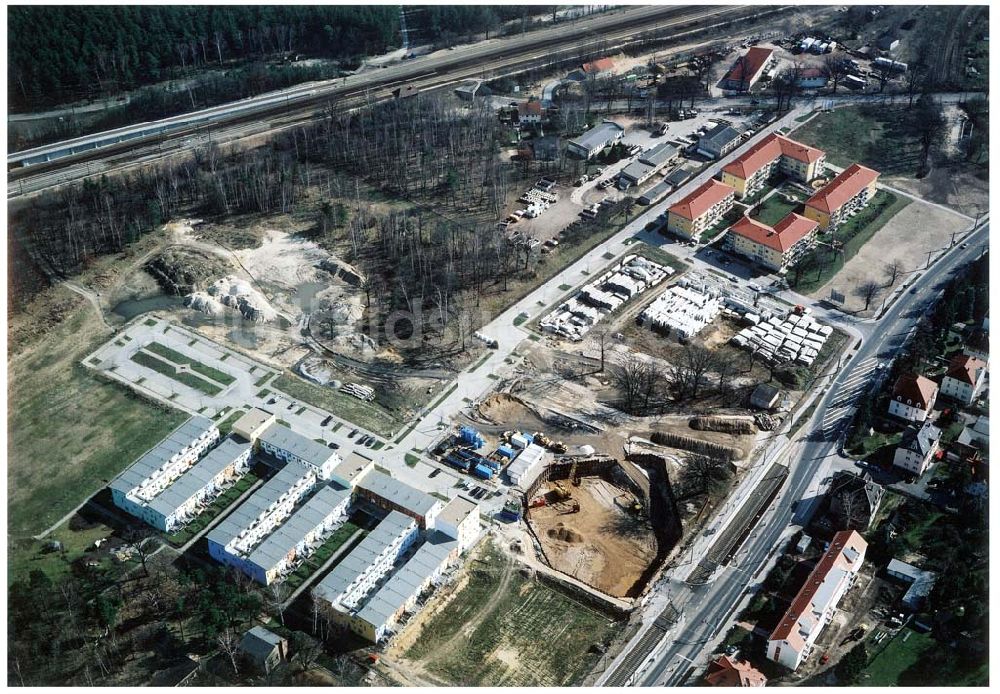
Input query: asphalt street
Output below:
<box><xmin>635</xmin><ymin>223</ymin><xmax>988</xmax><ymax>686</ymax></box>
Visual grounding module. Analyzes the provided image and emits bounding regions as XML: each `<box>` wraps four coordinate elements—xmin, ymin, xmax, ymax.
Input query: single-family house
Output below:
<box><xmin>893</xmin><ymin>420</ymin><xmax>941</xmax><ymax>477</ymax></box>
<box><xmin>705</xmin><ymin>656</ymin><xmax>767</xmax><ymax>686</ymax></box>
<box><xmin>888</xmin><ymin>373</ymin><xmax>938</xmax><ymax>423</ymax></box>
<box><xmin>939</xmin><ymin>353</ymin><xmax>987</xmax><ymax>405</ymax></box>
<box><xmin>240</xmin><ymin>626</ymin><xmax>288</xmax><ymax>674</ymax></box>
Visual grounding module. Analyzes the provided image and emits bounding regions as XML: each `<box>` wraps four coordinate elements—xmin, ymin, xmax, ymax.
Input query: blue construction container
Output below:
<box><xmin>455</xmin><ymin>448</ymin><xmax>477</xmax><ymax>461</ymax></box>
<box><xmin>521</xmin><ymin>432</ymin><xmax>535</xmax><ymax>445</ymax></box>
<box><xmin>445</xmin><ymin>453</ymin><xmax>471</xmax><ymax>472</ymax></box>
<box><xmin>459</xmin><ymin>425</ymin><xmax>486</xmax><ymax>449</ymax></box>
<box><xmin>472</xmin><ymin>463</ymin><xmax>494</xmax><ymax>480</ymax></box>
<box><xmin>483</xmin><ymin>458</ymin><xmax>502</xmax><ymax>472</ymax></box>
<box><xmin>496</xmin><ymin>445</ymin><xmax>516</xmax><ymax>460</ymax></box>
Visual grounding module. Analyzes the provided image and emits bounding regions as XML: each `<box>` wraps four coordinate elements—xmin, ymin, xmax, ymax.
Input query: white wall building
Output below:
<box><xmin>887</xmin><ymin>374</ymin><xmax>939</xmax><ymax>423</ymax></box>
<box><xmin>258</xmin><ymin>422</ymin><xmax>341</xmax><ymax>479</ymax></box>
<box><xmin>767</xmin><ymin>530</ymin><xmax>867</xmax><ymax>670</ymax></box>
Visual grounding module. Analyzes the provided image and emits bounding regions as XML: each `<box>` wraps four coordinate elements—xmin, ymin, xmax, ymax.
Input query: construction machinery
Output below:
<box><xmin>551</xmin><ymin>482</ymin><xmax>572</xmax><ymax>501</ymax></box>
<box><xmin>561</xmin><ymin>500</ymin><xmax>581</xmax><ymax>514</ymax></box>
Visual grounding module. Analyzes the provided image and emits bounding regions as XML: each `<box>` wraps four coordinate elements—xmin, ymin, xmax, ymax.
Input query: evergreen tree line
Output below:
<box><xmin>9</xmin><ymin>6</ymin><xmax>398</xmax><ymax>109</ymax></box>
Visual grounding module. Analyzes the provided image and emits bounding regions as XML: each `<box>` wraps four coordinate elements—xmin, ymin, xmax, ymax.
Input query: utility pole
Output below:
<box><xmin>925</xmin><ymin>250</ymin><xmax>934</xmax><ymax>269</ymax></box>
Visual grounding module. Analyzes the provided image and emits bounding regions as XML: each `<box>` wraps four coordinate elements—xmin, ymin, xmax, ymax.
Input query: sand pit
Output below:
<box><xmin>528</xmin><ymin>476</ymin><xmax>657</xmax><ymax>598</ymax></box>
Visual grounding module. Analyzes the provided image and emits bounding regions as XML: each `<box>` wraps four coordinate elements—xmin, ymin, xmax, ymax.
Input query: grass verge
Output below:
<box><xmin>144</xmin><ymin>341</ymin><xmax>235</xmax><ymax>384</ymax></box>
<box><xmin>131</xmin><ymin>350</ymin><xmax>223</xmax><ymax>395</ymax></box>
<box><xmin>273</xmin><ymin>373</ymin><xmax>398</xmax><ymax>439</ymax></box>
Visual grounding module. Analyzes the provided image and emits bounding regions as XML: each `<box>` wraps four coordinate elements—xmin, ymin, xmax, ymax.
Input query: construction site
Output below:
<box><xmin>523</xmin><ymin>460</ymin><xmax>659</xmax><ymax>599</ymax></box>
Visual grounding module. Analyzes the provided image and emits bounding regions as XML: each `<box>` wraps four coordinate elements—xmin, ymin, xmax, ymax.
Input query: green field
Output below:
<box><xmin>144</xmin><ymin>341</ymin><xmax>235</xmax><ymax>384</ymax></box>
<box><xmin>216</xmin><ymin>408</ymin><xmax>246</xmax><ymax>436</ymax></box>
<box><xmin>405</xmin><ymin>541</ymin><xmax>619</xmax><ymax>686</ymax></box>
<box><xmin>790</xmin><ymin>190</ymin><xmax>911</xmax><ymax>292</ymax></box>
<box><xmin>9</xmin><ymin>519</ymin><xmax>119</xmax><ymax>586</ymax></box>
<box><xmin>9</xmin><ymin>302</ymin><xmax>189</xmax><ymax>538</ymax></box>
<box><xmin>752</xmin><ymin>194</ymin><xmax>799</xmax><ymax>226</ymax></box>
<box><xmin>131</xmin><ymin>349</ymin><xmax>223</xmax><ymax>395</ymax></box>
<box><xmin>862</xmin><ymin>628</ymin><xmax>936</xmax><ymax>686</ymax></box>
<box><xmin>273</xmin><ymin>373</ymin><xmax>399</xmax><ymax>438</ymax></box>
<box><xmin>792</xmin><ymin>105</ymin><xmax>925</xmax><ymax>177</ymax></box>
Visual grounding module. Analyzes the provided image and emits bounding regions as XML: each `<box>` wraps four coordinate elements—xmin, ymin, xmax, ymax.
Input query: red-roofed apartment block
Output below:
<box><xmin>666</xmin><ymin>179</ymin><xmax>736</xmax><ymax>241</ymax></box>
<box><xmin>721</xmin><ymin>133</ymin><xmax>826</xmax><ymax>199</ymax></box>
<box><xmin>767</xmin><ymin>529</ymin><xmax>867</xmax><ymax>671</ymax></box>
<box><xmin>803</xmin><ymin>163</ymin><xmax>880</xmax><ymax>230</ymax></box>
<box><xmin>719</xmin><ymin>47</ymin><xmax>774</xmax><ymax>91</ymax></box>
<box><xmin>726</xmin><ymin>212</ymin><xmax>819</xmax><ymax>272</ymax></box>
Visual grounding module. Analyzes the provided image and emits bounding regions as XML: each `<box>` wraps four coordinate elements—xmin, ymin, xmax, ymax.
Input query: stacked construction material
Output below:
<box><xmin>730</xmin><ymin>311</ymin><xmax>832</xmax><ymax>366</ymax></box>
<box><xmin>638</xmin><ymin>283</ymin><xmax>722</xmax><ymax>340</ymax></box>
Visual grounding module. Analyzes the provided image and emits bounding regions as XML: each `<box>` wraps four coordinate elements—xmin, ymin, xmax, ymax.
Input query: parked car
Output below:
<box><xmin>429</xmin><ymin>468</ymin><xmax>441</xmax><ymax>478</ymax></box>
<box><xmin>348</xmin><ymin>429</ymin><xmax>358</xmax><ymax>438</ymax></box>
<box><xmin>327</xmin><ymin>442</ymin><xmax>340</xmax><ymax>449</ymax></box>
<box><xmin>321</xmin><ymin>415</ymin><xmax>333</xmax><ymax>426</ymax></box>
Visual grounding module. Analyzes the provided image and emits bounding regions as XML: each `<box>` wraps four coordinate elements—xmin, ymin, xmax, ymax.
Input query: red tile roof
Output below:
<box><xmin>518</xmin><ymin>101</ymin><xmax>543</xmax><ymax>116</ymax></box>
<box><xmin>805</xmin><ymin>163</ymin><xmax>880</xmax><ymax>214</ymax></box>
<box><xmin>582</xmin><ymin>57</ymin><xmax>615</xmax><ymax>74</ymax></box>
<box><xmin>892</xmin><ymin>373</ymin><xmax>939</xmax><ymax>410</ymax></box>
<box><xmin>798</xmin><ymin>67</ymin><xmax>827</xmax><ymax>79</ymax></box>
<box><xmin>945</xmin><ymin>354</ymin><xmax>987</xmax><ymax>386</ymax></box>
<box><xmin>705</xmin><ymin>656</ymin><xmax>767</xmax><ymax>687</ymax></box>
<box><xmin>729</xmin><ymin>212</ymin><xmax>818</xmax><ymax>252</ymax></box>
<box><xmin>668</xmin><ymin>179</ymin><xmax>735</xmax><ymax>221</ymax></box>
<box><xmin>722</xmin><ymin>47</ymin><xmax>774</xmax><ymax>86</ymax></box>
<box><xmin>769</xmin><ymin>530</ymin><xmax>867</xmax><ymax>650</ymax></box>
<box><xmin>722</xmin><ymin>134</ymin><xmax>824</xmax><ymax>179</ymax></box>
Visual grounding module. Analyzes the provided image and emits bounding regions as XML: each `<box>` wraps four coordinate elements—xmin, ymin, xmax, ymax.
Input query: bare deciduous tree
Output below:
<box><xmin>884</xmin><ymin>259</ymin><xmax>905</xmax><ymax>287</ymax></box>
<box><xmin>855</xmin><ymin>279</ymin><xmax>882</xmax><ymax>311</ymax></box>
<box><xmin>217</xmin><ymin>628</ymin><xmax>242</xmax><ymax>676</ymax></box>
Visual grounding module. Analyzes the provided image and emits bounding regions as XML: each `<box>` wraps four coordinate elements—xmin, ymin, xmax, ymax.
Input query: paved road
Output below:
<box><xmin>630</xmin><ymin>223</ymin><xmax>988</xmax><ymax>686</ymax></box>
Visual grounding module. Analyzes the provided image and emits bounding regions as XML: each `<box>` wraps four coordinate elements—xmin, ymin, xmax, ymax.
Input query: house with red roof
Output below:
<box><xmin>705</xmin><ymin>656</ymin><xmax>767</xmax><ymax>687</ymax></box>
<box><xmin>721</xmin><ymin>133</ymin><xmax>826</xmax><ymax>199</ymax></box>
<box><xmin>803</xmin><ymin>163</ymin><xmax>880</xmax><ymax>230</ymax></box>
<box><xmin>888</xmin><ymin>373</ymin><xmax>939</xmax><ymax>423</ymax></box>
<box><xmin>796</xmin><ymin>66</ymin><xmax>829</xmax><ymax>89</ymax></box>
<box><xmin>726</xmin><ymin>212</ymin><xmax>819</xmax><ymax>272</ymax></box>
<box><xmin>719</xmin><ymin>47</ymin><xmax>775</xmax><ymax>92</ymax></box>
<box><xmin>517</xmin><ymin>100</ymin><xmax>544</xmax><ymax>125</ymax></box>
<box><xmin>666</xmin><ymin>179</ymin><xmax>736</xmax><ymax>241</ymax></box>
<box><xmin>940</xmin><ymin>353</ymin><xmax>988</xmax><ymax>405</ymax></box>
<box><xmin>766</xmin><ymin>530</ymin><xmax>867</xmax><ymax>670</ymax></box>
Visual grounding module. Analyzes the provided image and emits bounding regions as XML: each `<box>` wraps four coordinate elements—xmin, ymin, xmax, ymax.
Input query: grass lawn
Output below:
<box><xmin>216</xmin><ymin>408</ymin><xmax>246</xmax><ymax>436</ymax></box>
<box><xmin>284</xmin><ymin>522</ymin><xmax>364</xmax><ymax>590</ymax></box>
<box><xmin>9</xmin><ymin>297</ymin><xmax>189</xmax><ymax>538</ymax></box>
<box><xmin>8</xmin><ymin>518</ymin><xmax>118</xmax><ymax>586</ymax></box>
<box><xmin>404</xmin><ymin>453</ymin><xmax>421</xmax><ymax>467</ymax></box>
<box><xmin>164</xmin><ymin>471</ymin><xmax>261</xmax><ymax>546</ymax></box>
<box><xmin>751</xmin><ymin>194</ymin><xmax>799</xmax><ymax>226</ymax></box>
<box><xmin>792</xmin><ymin>105</ymin><xmax>925</xmax><ymax>177</ymax></box>
<box><xmin>131</xmin><ymin>350</ymin><xmax>223</xmax><ymax>395</ymax></box>
<box><xmin>405</xmin><ymin>540</ymin><xmax>619</xmax><ymax>686</ymax></box>
<box><xmin>144</xmin><ymin>341</ymin><xmax>235</xmax><ymax>385</ymax></box>
<box><xmin>790</xmin><ymin>190</ymin><xmax>911</xmax><ymax>293</ymax></box>
<box><xmin>862</xmin><ymin>627</ymin><xmax>935</xmax><ymax>686</ymax></box>
<box><xmin>273</xmin><ymin>373</ymin><xmax>399</xmax><ymax>438</ymax></box>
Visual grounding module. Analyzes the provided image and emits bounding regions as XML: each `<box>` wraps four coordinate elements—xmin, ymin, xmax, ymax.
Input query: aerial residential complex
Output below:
<box><xmin>802</xmin><ymin>163</ymin><xmax>881</xmax><ymax>230</ymax></box>
<box><xmin>720</xmin><ymin>133</ymin><xmax>826</xmax><ymax>198</ymax></box>
<box><xmin>313</xmin><ymin>492</ymin><xmax>480</xmax><ymax>643</ymax></box>
<box><xmin>666</xmin><ymin>178</ymin><xmax>736</xmax><ymax>240</ymax></box>
<box><xmin>766</xmin><ymin>530</ymin><xmax>868</xmax><ymax>670</ymax></box>
<box><xmin>109</xmin><ymin>416</ymin><xmax>238</xmax><ymax>532</ymax></box>
<box><xmin>726</xmin><ymin>213</ymin><xmax>820</xmax><ymax>272</ymax></box>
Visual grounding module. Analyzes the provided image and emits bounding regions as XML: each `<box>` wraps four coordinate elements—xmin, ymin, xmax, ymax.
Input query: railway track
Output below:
<box><xmin>9</xmin><ymin>5</ymin><xmax>792</xmax><ymax>199</ymax></box>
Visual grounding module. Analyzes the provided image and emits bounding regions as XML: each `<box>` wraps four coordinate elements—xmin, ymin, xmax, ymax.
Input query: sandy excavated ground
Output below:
<box><xmin>813</xmin><ymin>199</ymin><xmax>970</xmax><ymax>314</ymax></box>
<box><xmin>528</xmin><ymin>476</ymin><xmax>656</xmax><ymax>598</ymax></box>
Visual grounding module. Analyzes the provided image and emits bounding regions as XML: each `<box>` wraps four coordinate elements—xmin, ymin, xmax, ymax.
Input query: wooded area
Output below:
<box><xmin>9</xmin><ymin>6</ymin><xmax>398</xmax><ymax>109</ymax></box>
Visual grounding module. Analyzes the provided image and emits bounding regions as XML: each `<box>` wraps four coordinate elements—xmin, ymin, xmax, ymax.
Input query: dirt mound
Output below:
<box><xmin>145</xmin><ymin>248</ymin><xmax>231</xmax><ymax>295</ymax></box>
<box><xmin>547</xmin><ymin>524</ymin><xmax>584</xmax><ymax>543</ymax></box>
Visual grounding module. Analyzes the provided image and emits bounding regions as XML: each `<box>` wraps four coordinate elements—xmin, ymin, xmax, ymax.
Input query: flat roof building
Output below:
<box><xmin>109</xmin><ymin>416</ymin><xmax>221</xmax><ymax>531</ymax></box>
<box><xmin>207</xmin><ymin>463</ymin><xmax>318</xmax><ymax>581</ymax></box>
<box><xmin>258</xmin><ymin>422</ymin><xmax>341</xmax><ymax>480</ymax></box>
<box><xmin>355</xmin><ymin>470</ymin><xmax>443</xmax><ymax>528</ymax></box>
<box><xmin>330</xmin><ymin>451</ymin><xmax>377</xmax><ymax>489</ymax></box>
<box><xmin>620</xmin><ymin>142</ymin><xmax>680</xmax><ymax>188</ymax></box>
<box><xmin>433</xmin><ymin>495</ymin><xmax>481</xmax><ymax>552</ymax></box>
<box><xmin>232</xmin><ymin>408</ymin><xmax>276</xmax><ymax>442</ymax></box>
